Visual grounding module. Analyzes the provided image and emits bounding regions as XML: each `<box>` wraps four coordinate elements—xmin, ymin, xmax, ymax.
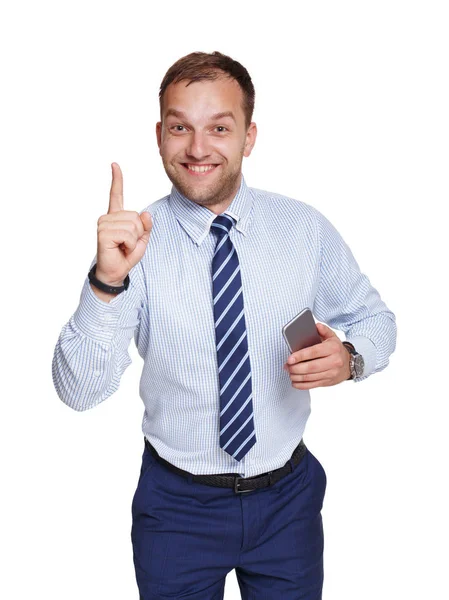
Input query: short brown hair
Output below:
<box><xmin>159</xmin><ymin>51</ymin><xmax>255</xmax><ymax>128</ymax></box>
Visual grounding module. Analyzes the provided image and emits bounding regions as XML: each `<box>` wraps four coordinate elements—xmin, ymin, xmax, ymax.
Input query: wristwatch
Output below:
<box><xmin>342</xmin><ymin>342</ymin><xmax>365</xmax><ymax>380</ymax></box>
<box><xmin>88</xmin><ymin>263</ymin><xmax>130</xmax><ymax>295</ymax></box>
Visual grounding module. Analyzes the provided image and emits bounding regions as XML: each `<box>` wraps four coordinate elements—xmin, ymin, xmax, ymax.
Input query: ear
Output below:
<box><xmin>243</xmin><ymin>122</ymin><xmax>257</xmax><ymax>158</ymax></box>
<box><xmin>156</xmin><ymin>121</ymin><xmax>162</xmax><ymax>151</ymax></box>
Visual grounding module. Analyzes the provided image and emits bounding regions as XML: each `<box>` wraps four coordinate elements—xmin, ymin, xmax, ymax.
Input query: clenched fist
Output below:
<box><xmin>95</xmin><ymin>163</ymin><xmax>153</xmax><ymax>287</ymax></box>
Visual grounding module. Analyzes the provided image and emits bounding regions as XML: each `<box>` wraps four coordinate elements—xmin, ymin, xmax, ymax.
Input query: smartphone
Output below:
<box><xmin>282</xmin><ymin>308</ymin><xmax>322</xmax><ymax>353</ymax></box>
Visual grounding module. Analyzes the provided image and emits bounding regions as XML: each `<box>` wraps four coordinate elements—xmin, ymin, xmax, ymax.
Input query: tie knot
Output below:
<box><xmin>211</xmin><ymin>214</ymin><xmax>235</xmax><ymax>238</ymax></box>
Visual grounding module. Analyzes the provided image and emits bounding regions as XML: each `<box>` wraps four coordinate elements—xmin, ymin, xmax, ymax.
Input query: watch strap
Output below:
<box><xmin>342</xmin><ymin>341</ymin><xmax>364</xmax><ymax>379</ymax></box>
<box><xmin>342</xmin><ymin>341</ymin><xmax>356</xmax><ymax>355</ymax></box>
<box><xmin>88</xmin><ymin>263</ymin><xmax>130</xmax><ymax>295</ymax></box>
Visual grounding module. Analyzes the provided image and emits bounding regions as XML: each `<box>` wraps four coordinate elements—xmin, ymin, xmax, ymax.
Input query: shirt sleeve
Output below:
<box><xmin>311</xmin><ymin>208</ymin><xmax>397</xmax><ymax>382</ymax></box>
<box><xmin>51</xmin><ymin>255</ymin><xmax>146</xmax><ymax>410</ymax></box>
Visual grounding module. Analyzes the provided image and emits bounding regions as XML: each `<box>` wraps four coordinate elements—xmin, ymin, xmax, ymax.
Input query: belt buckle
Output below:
<box><xmin>234</xmin><ymin>476</ymin><xmax>253</xmax><ymax>494</ymax></box>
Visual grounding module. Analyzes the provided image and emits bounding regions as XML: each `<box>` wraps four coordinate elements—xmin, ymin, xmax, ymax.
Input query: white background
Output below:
<box><xmin>1</xmin><ymin>1</ymin><xmax>448</xmax><ymax>598</ymax></box>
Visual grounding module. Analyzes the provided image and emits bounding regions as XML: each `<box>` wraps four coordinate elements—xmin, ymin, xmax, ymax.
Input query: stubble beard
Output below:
<box><xmin>162</xmin><ymin>155</ymin><xmax>244</xmax><ymax>208</ymax></box>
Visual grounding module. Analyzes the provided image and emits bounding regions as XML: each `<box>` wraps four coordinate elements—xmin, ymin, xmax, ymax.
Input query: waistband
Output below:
<box><xmin>144</xmin><ymin>438</ymin><xmax>307</xmax><ymax>494</ymax></box>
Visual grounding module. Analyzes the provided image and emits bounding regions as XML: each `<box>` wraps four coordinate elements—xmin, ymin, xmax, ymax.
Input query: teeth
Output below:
<box><xmin>187</xmin><ymin>164</ymin><xmax>216</xmax><ymax>173</ymax></box>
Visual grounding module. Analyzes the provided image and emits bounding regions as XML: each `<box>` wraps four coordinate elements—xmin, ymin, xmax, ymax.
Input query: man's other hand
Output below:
<box><xmin>283</xmin><ymin>323</ymin><xmax>351</xmax><ymax>389</ymax></box>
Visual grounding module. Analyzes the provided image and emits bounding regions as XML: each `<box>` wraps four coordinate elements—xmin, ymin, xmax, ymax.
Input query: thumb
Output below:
<box><xmin>139</xmin><ymin>212</ymin><xmax>153</xmax><ymax>243</ymax></box>
<box><xmin>316</xmin><ymin>322</ymin><xmax>337</xmax><ymax>340</ymax></box>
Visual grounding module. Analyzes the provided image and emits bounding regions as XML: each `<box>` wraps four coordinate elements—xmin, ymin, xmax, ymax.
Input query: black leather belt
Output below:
<box><xmin>144</xmin><ymin>438</ymin><xmax>307</xmax><ymax>494</ymax></box>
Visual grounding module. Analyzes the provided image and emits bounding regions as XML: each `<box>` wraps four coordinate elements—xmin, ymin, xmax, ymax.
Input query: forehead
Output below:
<box><xmin>161</xmin><ymin>77</ymin><xmax>245</xmax><ymax>123</ymax></box>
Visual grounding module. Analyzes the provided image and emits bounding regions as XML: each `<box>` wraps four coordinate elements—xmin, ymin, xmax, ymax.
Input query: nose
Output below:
<box><xmin>186</xmin><ymin>131</ymin><xmax>211</xmax><ymax>161</ymax></box>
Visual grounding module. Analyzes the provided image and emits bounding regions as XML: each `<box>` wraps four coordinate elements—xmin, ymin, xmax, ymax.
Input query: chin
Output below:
<box><xmin>178</xmin><ymin>185</ymin><xmax>218</xmax><ymax>206</ymax></box>
<box><xmin>167</xmin><ymin>171</ymin><xmax>220</xmax><ymax>205</ymax></box>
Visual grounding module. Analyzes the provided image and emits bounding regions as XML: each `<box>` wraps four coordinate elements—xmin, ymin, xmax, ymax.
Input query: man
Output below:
<box><xmin>52</xmin><ymin>50</ymin><xmax>396</xmax><ymax>599</ymax></box>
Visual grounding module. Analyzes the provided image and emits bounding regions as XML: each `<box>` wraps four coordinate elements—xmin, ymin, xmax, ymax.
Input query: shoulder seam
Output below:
<box><xmin>248</xmin><ymin>187</ymin><xmax>317</xmax><ymax>213</ymax></box>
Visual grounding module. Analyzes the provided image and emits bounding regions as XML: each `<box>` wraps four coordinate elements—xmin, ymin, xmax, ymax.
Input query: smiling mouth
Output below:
<box><xmin>182</xmin><ymin>163</ymin><xmax>219</xmax><ymax>175</ymax></box>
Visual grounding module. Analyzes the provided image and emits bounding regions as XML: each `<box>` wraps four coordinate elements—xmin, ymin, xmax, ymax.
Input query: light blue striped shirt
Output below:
<box><xmin>52</xmin><ymin>175</ymin><xmax>396</xmax><ymax>477</ymax></box>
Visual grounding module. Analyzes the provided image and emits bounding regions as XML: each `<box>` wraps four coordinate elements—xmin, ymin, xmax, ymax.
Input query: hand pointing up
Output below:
<box><xmin>95</xmin><ymin>163</ymin><xmax>153</xmax><ymax>287</ymax></box>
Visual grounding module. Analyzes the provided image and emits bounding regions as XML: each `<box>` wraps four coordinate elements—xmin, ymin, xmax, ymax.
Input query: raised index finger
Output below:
<box><xmin>108</xmin><ymin>162</ymin><xmax>124</xmax><ymax>213</ymax></box>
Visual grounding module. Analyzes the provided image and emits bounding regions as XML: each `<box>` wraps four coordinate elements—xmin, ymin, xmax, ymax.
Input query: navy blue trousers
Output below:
<box><xmin>131</xmin><ymin>442</ymin><xmax>326</xmax><ymax>599</ymax></box>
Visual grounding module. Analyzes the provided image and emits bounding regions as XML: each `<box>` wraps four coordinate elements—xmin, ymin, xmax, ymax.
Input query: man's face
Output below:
<box><xmin>156</xmin><ymin>76</ymin><xmax>257</xmax><ymax>211</ymax></box>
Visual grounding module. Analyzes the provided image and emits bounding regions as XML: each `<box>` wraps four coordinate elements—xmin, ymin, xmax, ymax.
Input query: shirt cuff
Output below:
<box><xmin>346</xmin><ymin>335</ymin><xmax>377</xmax><ymax>381</ymax></box>
<box><xmin>73</xmin><ymin>276</ymin><xmax>126</xmax><ymax>344</ymax></box>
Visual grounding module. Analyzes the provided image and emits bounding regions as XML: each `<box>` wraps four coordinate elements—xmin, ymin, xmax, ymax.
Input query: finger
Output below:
<box><xmin>140</xmin><ymin>211</ymin><xmax>153</xmax><ymax>233</ymax></box>
<box><xmin>98</xmin><ymin>227</ymin><xmax>136</xmax><ymax>252</ymax></box>
<box><xmin>137</xmin><ymin>212</ymin><xmax>152</xmax><ymax>247</ymax></box>
<box><xmin>289</xmin><ymin>356</ymin><xmax>335</xmax><ymax>375</ymax></box>
<box><xmin>98</xmin><ymin>218</ymin><xmax>144</xmax><ymax>239</ymax></box>
<box><xmin>290</xmin><ymin>368</ymin><xmax>336</xmax><ymax>383</ymax></box>
<box><xmin>316</xmin><ymin>322</ymin><xmax>337</xmax><ymax>340</ymax></box>
<box><xmin>108</xmin><ymin>162</ymin><xmax>124</xmax><ymax>214</ymax></box>
<box><xmin>288</xmin><ymin>342</ymin><xmax>329</xmax><ymax>365</ymax></box>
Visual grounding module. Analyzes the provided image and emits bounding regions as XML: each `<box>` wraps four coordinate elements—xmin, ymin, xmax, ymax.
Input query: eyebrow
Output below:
<box><xmin>164</xmin><ymin>109</ymin><xmax>236</xmax><ymax>123</ymax></box>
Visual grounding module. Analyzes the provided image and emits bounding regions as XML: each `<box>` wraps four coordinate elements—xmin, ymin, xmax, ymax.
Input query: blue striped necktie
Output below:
<box><xmin>211</xmin><ymin>214</ymin><xmax>256</xmax><ymax>462</ymax></box>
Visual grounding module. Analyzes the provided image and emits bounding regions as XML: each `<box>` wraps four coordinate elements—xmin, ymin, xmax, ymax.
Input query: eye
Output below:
<box><xmin>214</xmin><ymin>126</ymin><xmax>228</xmax><ymax>133</ymax></box>
<box><xmin>170</xmin><ymin>125</ymin><xmax>187</xmax><ymax>132</ymax></box>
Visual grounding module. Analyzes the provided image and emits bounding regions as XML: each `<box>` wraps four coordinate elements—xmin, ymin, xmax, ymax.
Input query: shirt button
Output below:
<box><xmin>103</xmin><ymin>314</ymin><xmax>113</xmax><ymax>322</ymax></box>
<box><xmin>93</xmin><ymin>370</ymin><xmax>101</xmax><ymax>377</ymax></box>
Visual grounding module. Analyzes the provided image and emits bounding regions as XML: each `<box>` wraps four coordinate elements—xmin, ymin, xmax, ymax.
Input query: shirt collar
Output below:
<box><xmin>168</xmin><ymin>174</ymin><xmax>253</xmax><ymax>246</ymax></box>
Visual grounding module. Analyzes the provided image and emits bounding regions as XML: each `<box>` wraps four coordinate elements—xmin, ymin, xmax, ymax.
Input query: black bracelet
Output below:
<box><xmin>88</xmin><ymin>263</ymin><xmax>130</xmax><ymax>295</ymax></box>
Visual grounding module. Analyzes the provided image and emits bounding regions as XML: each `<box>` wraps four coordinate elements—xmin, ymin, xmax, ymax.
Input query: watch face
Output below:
<box><xmin>354</xmin><ymin>355</ymin><xmax>364</xmax><ymax>377</ymax></box>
